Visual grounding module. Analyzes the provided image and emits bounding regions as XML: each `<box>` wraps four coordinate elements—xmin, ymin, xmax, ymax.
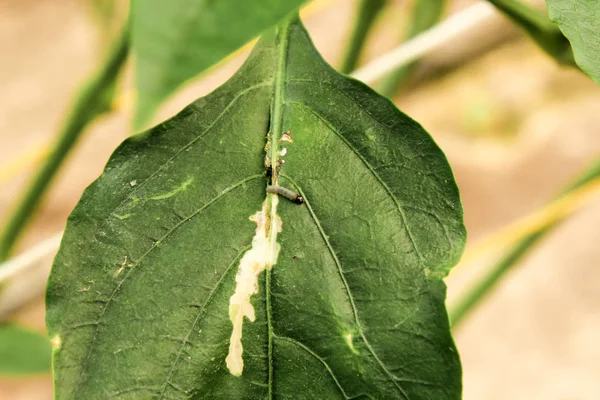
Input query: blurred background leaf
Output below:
<box><xmin>85</xmin><ymin>0</ymin><xmax>128</xmax><ymax>48</ymax></box>
<box><xmin>0</xmin><ymin>324</ymin><xmax>51</xmax><ymax>377</ymax></box>
<box><xmin>546</xmin><ymin>0</ymin><xmax>600</xmax><ymax>85</ymax></box>
<box><xmin>130</xmin><ymin>0</ymin><xmax>306</xmax><ymax>129</ymax></box>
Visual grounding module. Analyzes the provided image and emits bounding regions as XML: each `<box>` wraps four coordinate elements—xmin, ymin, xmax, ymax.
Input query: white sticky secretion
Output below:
<box><xmin>226</xmin><ymin>197</ymin><xmax>281</xmax><ymax>376</ymax></box>
<box><xmin>279</xmin><ymin>147</ymin><xmax>287</xmax><ymax>156</ymax></box>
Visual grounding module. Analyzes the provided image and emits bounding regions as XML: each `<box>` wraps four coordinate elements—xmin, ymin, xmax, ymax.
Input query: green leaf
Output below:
<box><xmin>130</xmin><ymin>0</ymin><xmax>306</xmax><ymax>129</ymax></box>
<box><xmin>47</xmin><ymin>17</ymin><xmax>465</xmax><ymax>399</ymax></box>
<box><xmin>546</xmin><ymin>0</ymin><xmax>600</xmax><ymax>84</ymax></box>
<box><xmin>0</xmin><ymin>324</ymin><xmax>52</xmax><ymax>376</ymax></box>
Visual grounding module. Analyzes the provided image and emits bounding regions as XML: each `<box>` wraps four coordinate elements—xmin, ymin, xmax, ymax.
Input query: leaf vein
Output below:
<box><xmin>157</xmin><ymin>244</ymin><xmax>252</xmax><ymax>399</ymax></box>
<box><xmin>274</xmin><ymin>335</ymin><xmax>350</xmax><ymax>399</ymax></box>
<box><xmin>282</xmin><ymin>174</ymin><xmax>411</xmax><ymax>400</ymax></box>
<box><xmin>72</xmin><ymin>174</ymin><xmax>263</xmax><ymax>395</ymax></box>
<box><xmin>107</xmin><ymin>82</ymin><xmax>271</xmax><ymax>221</ymax></box>
<box><xmin>286</xmin><ymin>100</ymin><xmax>424</xmax><ymax>262</ymax></box>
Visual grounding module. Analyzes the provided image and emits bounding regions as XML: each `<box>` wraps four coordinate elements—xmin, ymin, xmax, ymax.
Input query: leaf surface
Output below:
<box><xmin>0</xmin><ymin>324</ymin><xmax>51</xmax><ymax>376</ymax></box>
<box><xmin>130</xmin><ymin>0</ymin><xmax>305</xmax><ymax>128</ymax></box>
<box><xmin>546</xmin><ymin>0</ymin><xmax>600</xmax><ymax>84</ymax></box>
<box><xmin>47</xmin><ymin>18</ymin><xmax>465</xmax><ymax>399</ymax></box>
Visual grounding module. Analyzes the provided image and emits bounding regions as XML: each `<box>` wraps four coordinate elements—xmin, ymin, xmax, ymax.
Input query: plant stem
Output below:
<box><xmin>378</xmin><ymin>0</ymin><xmax>445</xmax><ymax>97</ymax></box>
<box><xmin>0</xmin><ymin>23</ymin><xmax>129</xmax><ymax>261</ymax></box>
<box><xmin>339</xmin><ymin>0</ymin><xmax>387</xmax><ymax>74</ymax></box>
<box><xmin>450</xmin><ymin>156</ymin><xmax>600</xmax><ymax>328</ymax></box>
<box><xmin>485</xmin><ymin>0</ymin><xmax>575</xmax><ymax>66</ymax></box>
<box><xmin>351</xmin><ymin>3</ymin><xmax>498</xmax><ymax>85</ymax></box>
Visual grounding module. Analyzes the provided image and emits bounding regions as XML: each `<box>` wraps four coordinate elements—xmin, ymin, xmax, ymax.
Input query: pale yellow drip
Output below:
<box><xmin>226</xmin><ymin>197</ymin><xmax>281</xmax><ymax>375</ymax></box>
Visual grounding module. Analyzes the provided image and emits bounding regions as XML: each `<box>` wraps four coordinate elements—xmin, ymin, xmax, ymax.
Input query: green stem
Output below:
<box><xmin>486</xmin><ymin>0</ymin><xmax>575</xmax><ymax>66</ymax></box>
<box><xmin>0</xmin><ymin>23</ymin><xmax>129</xmax><ymax>261</ymax></box>
<box><xmin>450</xmin><ymin>156</ymin><xmax>600</xmax><ymax>328</ymax></box>
<box><xmin>339</xmin><ymin>0</ymin><xmax>387</xmax><ymax>74</ymax></box>
<box><xmin>378</xmin><ymin>0</ymin><xmax>445</xmax><ymax>97</ymax></box>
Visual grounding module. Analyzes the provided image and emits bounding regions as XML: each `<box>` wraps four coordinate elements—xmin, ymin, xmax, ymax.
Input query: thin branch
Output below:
<box><xmin>352</xmin><ymin>2</ymin><xmax>498</xmax><ymax>84</ymax></box>
<box><xmin>339</xmin><ymin>0</ymin><xmax>387</xmax><ymax>74</ymax></box>
<box><xmin>450</xmin><ymin>156</ymin><xmax>600</xmax><ymax>328</ymax></box>
<box><xmin>0</xmin><ymin>233</ymin><xmax>63</xmax><ymax>318</ymax></box>
<box><xmin>0</xmin><ymin>145</ymin><xmax>49</xmax><ymax>186</ymax></box>
<box><xmin>377</xmin><ymin>0</ymin><xmax>445</xmax><ymax>97</ymax></box>
<box><xmin>0</xmin><ymin>233</ymin><xmax>63</xmax><ymax>285</ymax></box>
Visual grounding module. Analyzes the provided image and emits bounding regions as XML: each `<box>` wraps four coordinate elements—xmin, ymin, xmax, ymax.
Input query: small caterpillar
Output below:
<box><xmin>267</xmin><ymin>185</ymin><xmax>304</xmax><ymax>204</ymax></box>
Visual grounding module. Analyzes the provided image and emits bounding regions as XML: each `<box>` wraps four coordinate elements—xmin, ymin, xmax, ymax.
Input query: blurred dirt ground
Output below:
<box><xmin>1</xmin><ymin>0</ymin><xmax>599</xmax><ymax>399</ymax></box>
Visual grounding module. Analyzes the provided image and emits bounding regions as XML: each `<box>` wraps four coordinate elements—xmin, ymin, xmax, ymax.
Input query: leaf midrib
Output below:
<box><xmin>264</xmin><ymin>17</ymin><xmax>292</xmax><ymax>400</ymax></box>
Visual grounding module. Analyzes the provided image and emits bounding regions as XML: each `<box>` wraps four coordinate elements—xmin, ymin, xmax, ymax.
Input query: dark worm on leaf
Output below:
<box><xmin>266</xmin><ymin>185</ymin><xmax>304</xmax><ymax>204</ymax></box>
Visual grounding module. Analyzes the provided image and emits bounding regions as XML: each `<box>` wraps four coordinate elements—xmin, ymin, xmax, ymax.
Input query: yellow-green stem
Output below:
<box><xmin>0</xmin><ymin>22</ymin><xmax>129</xmax><ymax>261</ymax></box>
<box><xmin>339</xmin><ymin>0</ymin><xmax>387</xmax><ymax>74</ymax></box>
<box><xmin>450</xmin><ymin>156</ymin><xmax>600</xmax><ymax>328</ymax></box>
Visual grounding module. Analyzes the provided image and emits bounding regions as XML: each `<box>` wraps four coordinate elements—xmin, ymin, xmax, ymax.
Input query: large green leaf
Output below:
<box><xmin>130</xmin><ymin>0</ymin><xmax>305</xmax><ymax>129</ymax></box>
<box><xmin>0</xmin><ymin>324</ymin><xmax>51</xmax><ymax>376</ymax></box>
<box><xmin>546</xmin><ymin>0</ymin><xmax>600</xmax><ymax>84</ymax></box>
<box><xmin>47</xmin><ymin>17</ymin><xmax>465</xmax><ymax>399</ymax></box>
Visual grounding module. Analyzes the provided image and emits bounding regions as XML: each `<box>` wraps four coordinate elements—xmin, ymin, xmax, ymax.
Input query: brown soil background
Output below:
<box><xmin>0</xmin><ymin>0</ymin><xmax>599</xmax><ymax>399</ymax></box>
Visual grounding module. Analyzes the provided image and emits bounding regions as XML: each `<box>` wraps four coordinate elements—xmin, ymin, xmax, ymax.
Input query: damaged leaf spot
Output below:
<box><xmin>279</xmin><ymin>130</ymin><xmax>293</xmax><ymax>142</ymax></box>
<box><xmin>148</xmin><ymin>177</ymin><xmax>194</xmax><ymax>200</ymax></box>
<box><xmin>344</xmin><ymin>333</ymin><xmax>358</xmax><ymax>355</ymax></box>
<box><xmin>226</xmin><ymin>198</ymin><xmax>281</xmax><ymax>376</ymax></box>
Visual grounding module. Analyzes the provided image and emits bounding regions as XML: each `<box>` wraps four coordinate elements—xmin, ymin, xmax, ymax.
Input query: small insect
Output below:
<box><xmin>267</xmin><ymin>185</ymin><xmax>304</xmax><ymax>204</ymax></box>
